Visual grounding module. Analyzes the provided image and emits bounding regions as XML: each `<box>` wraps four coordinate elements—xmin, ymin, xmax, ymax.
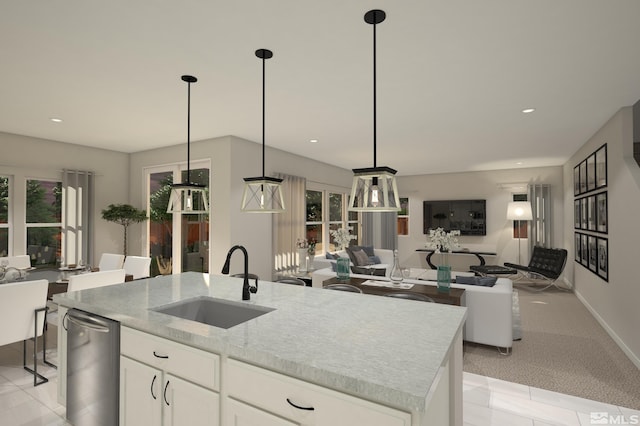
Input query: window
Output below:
<box><xmin>305</xmin><ymin>187</ymin><xmax>359</xmax><ymax>254</ymax></box>
<box><xmin>0</xmin><ymin>176</ymin><xmax>9</xmax><ymax>256</ymax></box>
<box><xmin>146</xmin><ymin>162</ymin><xmax>210</xmax><ymax>276</ymax></box>
<box><xmin>26</xmin><ymin>179</ymin><xmax>62</xmax><ymax>268</ymax></box>
<box><xmin>397</xmin><ymin>197</ymin><xmax>409</xmax><ymax>236</ymax></box>
<box><xmin>512</xmin><ymin>194</ymin><xmax>528</xmax><ymax>238</ymax></box>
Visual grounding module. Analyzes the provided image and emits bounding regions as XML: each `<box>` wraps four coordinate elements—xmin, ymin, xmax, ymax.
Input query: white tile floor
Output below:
<box><xmin>1</xmin><ymin>338</ymin><xmax>639</xmax><ymax>425</ymax></box>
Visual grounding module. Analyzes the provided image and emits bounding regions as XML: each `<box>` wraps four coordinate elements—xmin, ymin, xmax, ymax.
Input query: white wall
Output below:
<box><xmin>129</xmin><ymin>135</ymin><xmax>352</xmax><ymax>280</ymax></box>
<box><xmin>396</xmin><ymin>167</ymin><xmax>564</xmax><ymax>272</ymax></box>
<box><xmin>0</xmin><ymin>131</ymin><xmax>130</xmax><ymax>264</ymax></box>
<box><xmin>563</xmin><ymin>107</ymin><xmax>640</xmax><ymax>367</ymax></box>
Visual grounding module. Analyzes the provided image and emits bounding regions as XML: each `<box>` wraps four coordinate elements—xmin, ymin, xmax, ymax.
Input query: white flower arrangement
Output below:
<box><xmin>426</xmin><ymin>227</ymin><xmax>461</xmax><ymax>253</ymax></box>
<box><xmin>330</xmin><ymin>227</ymin><xmax>357</xmax><ymax>251</ymax></box>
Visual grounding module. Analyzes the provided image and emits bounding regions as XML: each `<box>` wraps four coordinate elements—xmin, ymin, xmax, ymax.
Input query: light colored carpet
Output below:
<box><xmin>463</xmin><ymin>287</ymin><xmax>640</xmax><ymax>410</ymax></box>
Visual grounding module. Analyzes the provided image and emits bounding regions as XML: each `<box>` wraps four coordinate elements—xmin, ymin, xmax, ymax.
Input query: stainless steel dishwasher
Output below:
<box><xmin>67</xmin><ymin>309</ymin><xmax>120</xmax><ymax>426</ymax></box>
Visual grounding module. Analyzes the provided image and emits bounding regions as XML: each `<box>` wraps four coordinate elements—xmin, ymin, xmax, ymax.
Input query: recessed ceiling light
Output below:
<box><xmin>50</xmin><ymin>118</ymin><xmax>63</xmax><ymax>123</ymax></box>
<box><xmin>521</xmin><ymin>108</ymin><xmax>535</xmax><ymax>114</ymax></box>
<box><xmin>516</xmin><ymin>162</ymin><xmax>523</xmax><ymax>165</ymax></box>
<box><xmin>309</xmin><ymin>139</ymin><xmax>318</xmax><ymax>143</ymax></box>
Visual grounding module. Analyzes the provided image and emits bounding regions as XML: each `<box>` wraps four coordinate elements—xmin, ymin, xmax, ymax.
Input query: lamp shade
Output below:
<box><xmin>241</xmin><ymin>177</ymin><xmax>285</xmax><ymax>213</ymax></box>
<box><xmin>348</xmin><ymin>167</ymin><xmax>401</xmax><ymax>212</ymax></box>
<box><xmin>506</xmin><ymin>201</ymin><xmax>533</xmax><ymax>220</ymax></box>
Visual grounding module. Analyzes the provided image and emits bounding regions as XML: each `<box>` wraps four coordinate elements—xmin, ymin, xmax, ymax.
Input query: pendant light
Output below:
<box><xmin>167</xmin><ymin>75</ymin><xmax>209</xmax><ymax>214</ymax></box>
<box><xmin>241</xmin><ymin>48</ymin><xmax>286</xmax><ymax>213</ymax></box>
<box><xmin>348</xmin><ymin>9</ymin><xmax>400</xmax><ymax>212</ymax></box>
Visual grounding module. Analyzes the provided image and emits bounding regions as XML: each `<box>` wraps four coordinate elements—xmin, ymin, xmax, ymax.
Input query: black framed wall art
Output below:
<box><xmin>573</xmin><ymin>143</ymin><xmax>608</xmax><ymax>281</ymax></box>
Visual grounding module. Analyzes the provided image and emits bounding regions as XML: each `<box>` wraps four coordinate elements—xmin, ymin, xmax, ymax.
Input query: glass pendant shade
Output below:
<box><xmin>167</xmin><ymin>75</ymin><xmax>210</xmax><ymax>214</ymax></box>
<box><xmin>167</xmin><ymin>183</ymin><xmax>209</xmax><ymax>214</ymax></box>
<box><xmin>349</xmin><ymin>166</ymin><xmax>401</xmax><ymax>212</ymax></box>
<box><xmin>241</xmin><ymin>48</ymin><xmax>285</xmax><ymax>213</ymax></box>
<box><xmin>241</xmin><ymin>177</ymin><xmax>285</xmax><ymax>213</ymax></box>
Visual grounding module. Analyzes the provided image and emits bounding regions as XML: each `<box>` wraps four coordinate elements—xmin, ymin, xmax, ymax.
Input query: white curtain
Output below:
<box><xmin>361</xmin><ymin>211</ymin><xmax>398</xmax><ymax>250</ymax></box>
<box><xmin>272</xmin><ymin>174</ymin><xmax>306</xmax><ymax>273</ymax></box>
<box><xmin>62</xmin><ymin>170</ymin><xmax>95</xmax><ymax>266</ymax></box>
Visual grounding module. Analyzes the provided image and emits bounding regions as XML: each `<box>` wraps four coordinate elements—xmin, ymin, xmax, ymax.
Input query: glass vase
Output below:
<box><xmin>389</xmin><ymin>249</ymin><xmax>403</xmax><ymax>285</ymax></box>
<box><xmin>437</xmin><ymin>266</ymin><xmax>451</xmax><ymax>293</ymax></box>
<box><xmin>336</xmin><ymin>257</ymin><xmax>350</xmax><ymax>280</ymax></box>
<box><xmin>297</xmin><ymin>248</ymin><xmax>308</xmax><ymax>272</ymax></box>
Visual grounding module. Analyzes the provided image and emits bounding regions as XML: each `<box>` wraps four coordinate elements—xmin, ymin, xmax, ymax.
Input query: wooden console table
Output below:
<box><xmin>323</xmin><ymin>277</ymin><xmax>465</xmax><ymax>306</ymax></box>
<box><xmin>416</xmin><ymin>248</ymin><xmax>497</xmax><ymax>270</ymax></box>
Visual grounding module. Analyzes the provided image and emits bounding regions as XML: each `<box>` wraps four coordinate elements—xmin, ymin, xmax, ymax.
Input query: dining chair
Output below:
<box><xmin>0</xmin><ymin>254</ymin><xmax>33</xmax><ymax>269</ymax></box>
<box><xmin>98</xmin><ymin>253</ymin><xmax>125</xmax><ymax>271</ymax></box>
<box><xmin>275</xmin><ymin>278</ymin><xmax>306</xmax><ymax>286</ymax></box>
<box><xmin>385</xmin><ymin>292</ymin><xmax>435</xmax><ymax>302</ymax></box>
<box><xmin>323</xmin><ymin>283</ymin><xmax>363</xmax><ymax>293</ymax></box>
<box><xmin>0</xmin><ymin>279</ymin><xmax>53</xmax><ymax>386</ymax></box>
<box><xmin>67</xmin><ymin>269</ymin><xmax>126</xmax><ymax>292</ymax></box>
<box><xmin>123</xmin><ymin>256</ymin><xmax>152</xmax><ymax>280</ymax></box>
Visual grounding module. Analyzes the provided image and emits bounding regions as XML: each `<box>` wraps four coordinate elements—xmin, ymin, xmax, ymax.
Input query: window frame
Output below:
<box><xmin>305</xmin><ymin>183</ymin><xmax>359</xmax><ymax>254</ymax></box>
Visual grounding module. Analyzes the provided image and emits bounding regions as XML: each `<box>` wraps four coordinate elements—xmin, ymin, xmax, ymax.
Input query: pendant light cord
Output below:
<box><xmin>372</xmin><ymin>14</ymin><xmax>377</xmax><ymax>168</ymax></box>
<box><xmin>262</xmin><ymin>54</ymin><xmax>266</xmax><ymax>179</ymax></box>
<box><xmin>186</xmin><ymin>79</ymin><xmax>191</xmax><ymax>183</ymax></box>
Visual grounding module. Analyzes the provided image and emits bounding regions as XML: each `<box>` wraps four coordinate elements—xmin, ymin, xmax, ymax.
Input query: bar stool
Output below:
<box><xmin>324</xmin><ymin>283</ymin><xmax>363</xmax><ymax>293</ymax></box>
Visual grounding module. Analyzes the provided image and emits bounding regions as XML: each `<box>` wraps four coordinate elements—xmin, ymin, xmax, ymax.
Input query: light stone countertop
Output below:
<box><xmin>54</xmin><ymin>271</ymin><xmax>466</xmax><ymax>413</ymax></box>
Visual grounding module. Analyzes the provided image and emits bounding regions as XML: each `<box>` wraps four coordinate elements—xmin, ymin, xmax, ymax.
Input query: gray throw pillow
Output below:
<box><xmin>346</xmin><ymin>247</ymin><xmax>361</xmax><ymax>265</ymax></box>
<box><xmin>361</xmin><ymin>245</ymin><xmax>375</xmax><ymax>257</ymax></box>
<box><xmin>353</xmin><ymin>249</ymin><xmax>371</xmax><ymax>266</ymax></box>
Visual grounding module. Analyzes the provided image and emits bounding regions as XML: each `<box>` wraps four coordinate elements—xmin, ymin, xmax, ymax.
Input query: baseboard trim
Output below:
<box><xmin>575</xmin><ymin>290</ymin><xmax>640</xmax><ymax>370</ymax></box>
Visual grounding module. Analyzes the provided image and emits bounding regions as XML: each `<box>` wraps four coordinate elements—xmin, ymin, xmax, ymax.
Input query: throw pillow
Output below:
<box><xmin>368</xmin><ymin>255</ymin><xmax>381</xmax><ymax>264</ymax></box>
<box><xmin>361</xmin><ymin>245</ymin><xmax>375</xmax><ymax>257</ymax></box>
<box><xmin>329</xmin><ymin>260</ymin><xmax>337</xmax><ymax>272</ymax></box>
<box><xmin>353</xmin><ymin>249</ymin><xmax>372</xmax><ymax>267</ymax></box>
<box><xmin>346</xmin><ymin>247</ymin><xmax>361</xmax><ymax>265</ymax></box>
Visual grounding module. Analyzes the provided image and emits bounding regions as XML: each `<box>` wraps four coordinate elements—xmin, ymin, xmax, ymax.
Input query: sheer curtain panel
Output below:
<box><xmin>272</xmin><ymin>174</ymin><xmax>306</xmax><ymax>274</ymax></box>
<box><xmin>62</xmin><ymin>170</ymin><xmax>95</xmax><ymax>266</ymax></box>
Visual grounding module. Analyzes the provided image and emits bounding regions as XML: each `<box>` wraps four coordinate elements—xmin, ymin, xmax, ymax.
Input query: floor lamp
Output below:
<box><xmin>507</xmin><ymin>201</ymin><xmax>533</xmax><ymax>264</ymax></box>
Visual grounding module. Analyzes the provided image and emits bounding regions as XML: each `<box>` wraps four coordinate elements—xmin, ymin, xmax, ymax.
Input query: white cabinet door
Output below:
<box><xmin>225</xmin><ymin>398</ymin><xmax>298</xmax><ymax>426</ymax></box>
<box><xmin>56</xmin><ymin>306</ymin><xmax>68</xmax><ymax>406</ymax></box>
<box><xmin>120</xmin><ymin>356</ymin><xmax>162</xmax><ymax>426</ymax></box>
<box><xmin>164</xmin><ymin>374</ymin><xmax>219</xmax><ymax>426</ymax></box>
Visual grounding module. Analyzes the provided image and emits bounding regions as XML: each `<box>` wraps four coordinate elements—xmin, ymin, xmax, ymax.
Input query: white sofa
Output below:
<box><xmin>311</xmin><ymin>267</ymin><xmax>513</xmax><ymax>350</ymax></box>
<box><xmin>312</xmin><ymin>248</ymin><xmax>394</xmax><ymax>273</ymax></box>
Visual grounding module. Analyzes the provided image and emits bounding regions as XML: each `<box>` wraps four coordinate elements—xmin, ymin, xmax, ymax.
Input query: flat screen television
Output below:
<box><xmin>423</xmin><ymin>199</ymin><xmax>486</xmax><ymax>236</ymax></box>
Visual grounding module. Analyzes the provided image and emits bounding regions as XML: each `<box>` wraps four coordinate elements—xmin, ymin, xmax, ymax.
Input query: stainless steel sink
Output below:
<box><xmin>153</xmin><ymin>296</ymin><xmax>275</xmax><ymax>329</ymax></box>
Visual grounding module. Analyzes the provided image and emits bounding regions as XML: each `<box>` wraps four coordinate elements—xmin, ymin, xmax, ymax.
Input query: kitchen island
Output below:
<box><xmin>54</xmin><ymin>271</ymin><xmax>466</xmax><ymax>426</ymax></box>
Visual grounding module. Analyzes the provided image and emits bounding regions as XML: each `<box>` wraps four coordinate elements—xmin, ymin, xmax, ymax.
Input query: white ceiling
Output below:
<box><xmin>2</xmin><ymin>1</ymin><xmax>640</xmax><ymax>176</ymax></box>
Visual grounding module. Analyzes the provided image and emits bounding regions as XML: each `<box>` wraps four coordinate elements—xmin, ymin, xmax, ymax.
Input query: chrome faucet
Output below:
<box><xmin>221</xmin><ymin>245</ymin><xmax>258</xmax><ymax>300</ymax></box>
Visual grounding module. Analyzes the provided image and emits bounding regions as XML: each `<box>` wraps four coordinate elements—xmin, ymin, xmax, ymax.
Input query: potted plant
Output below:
<box><xmin>101</xmin><ymin>204</ymin><xmax>148</xmax><ymax>256</ymax></box>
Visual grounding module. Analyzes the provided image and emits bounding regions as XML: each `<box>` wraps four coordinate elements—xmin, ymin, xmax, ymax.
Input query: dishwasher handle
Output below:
<box><xmin>67</xmin><ymin>310</ymin><xmax>112</xmax><ymax>333</ymax></box>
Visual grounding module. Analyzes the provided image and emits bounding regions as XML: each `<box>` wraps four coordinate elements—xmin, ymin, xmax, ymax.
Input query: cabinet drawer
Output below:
<box><xmin>226</xmin><ymin>359</ymin><xmax>411</xmax><ymax>426</ymax></box>
<box><xmin>121</xmin><ymin>327</ymin><xmax>219</xmax><ymax>391</ymax></box>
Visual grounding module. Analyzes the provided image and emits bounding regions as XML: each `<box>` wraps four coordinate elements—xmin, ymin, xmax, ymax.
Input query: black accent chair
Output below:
<box><xmin>504</xmin><ymin>246</ymin><xmax>568</xmax><ymax>291</ymax></box>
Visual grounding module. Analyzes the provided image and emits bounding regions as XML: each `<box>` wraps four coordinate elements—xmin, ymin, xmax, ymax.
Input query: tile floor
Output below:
<box><xmin>1</xmin><ymin>334</ymin><xmax>639</xmax><ymax>426</ymax></box>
